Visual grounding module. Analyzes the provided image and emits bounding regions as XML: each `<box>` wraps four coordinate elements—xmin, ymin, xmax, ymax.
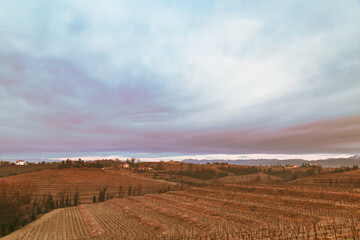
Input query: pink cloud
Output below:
<box><xmin>179</xmin><ymin>115</ymin><xmax>360</xmax><ymax>154</ymax></box>
<box><xmin>0</xmin><ymin>55</ymin><xmax>25</xmax><ymax>72</ymax></box>
<box><xmin>1</xmin><ymin>113</ymin><xmax>359</xmax><ymax>156</ymax></box>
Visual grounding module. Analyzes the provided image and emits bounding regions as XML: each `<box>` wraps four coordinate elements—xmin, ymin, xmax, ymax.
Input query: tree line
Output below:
<box><xmin>0</xmin><ymin>182</ymin><xmax>79</xmax><ymax>237</ymax></box>
<box><xmin>58</xmin><ymin>159</ymin><xmax>103</xmax><ymax>169</ymax></box>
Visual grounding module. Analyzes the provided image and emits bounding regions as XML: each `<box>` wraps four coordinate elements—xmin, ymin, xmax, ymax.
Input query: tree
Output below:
<box><xmin>45</xmin><ymin>194</ymin><xmax>55</xmax><ymax>211</ymax></box>
<box><xmin>131</xmin><ymin>158</ymin><xmax>136</xmax><ymax>167</ymax></box>
<box><xmin>118</xmin><ymin>186</ymin><xmax>123</xmax><ymax>198</ymax></box>
<box><xmin>57</xmin><ymin>191</ymin><xmax>65</xmax><ymax>208</ymax></box>
<box><xmin>74</xmin><ymin>159</ymin><xmax>84</xmax><ymax>168</ymax></box>
<box><xmin>98</xmin><ymin>187</ymin><xmax>107</xmax><ymax>202</ymax></box>
<box><xmin>134</xmin><ymin>159</ymin><xmax>141</xmax><ymax>169</ymax></box>
<box><xmin>73</xmin><ymin>192</ymin><xmax>79</xmax><ymax>206</ymax></box>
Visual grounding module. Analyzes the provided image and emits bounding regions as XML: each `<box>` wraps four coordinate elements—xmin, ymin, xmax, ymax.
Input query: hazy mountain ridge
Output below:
<box><xmin>1</xmin><ymin>155</ymin><xmax>360</xmax><ymax>168</ymax></box>
<box><xmin>182</xmin><ymin>155</ymin><xmax>360</xmax><ymax>167</ymax></box>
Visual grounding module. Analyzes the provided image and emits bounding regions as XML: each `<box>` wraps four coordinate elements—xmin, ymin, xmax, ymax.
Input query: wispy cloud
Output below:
<box><xmin>0</xmin><ymin>0</ymin><xmax>359</xmax><ymax>158</ymax></box>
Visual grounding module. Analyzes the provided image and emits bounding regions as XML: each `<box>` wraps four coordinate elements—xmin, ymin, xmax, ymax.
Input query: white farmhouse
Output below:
<box><xmin>15</xmin><ymin>160</ymin><xmax>25</xmax><ymax>166</ymax></box>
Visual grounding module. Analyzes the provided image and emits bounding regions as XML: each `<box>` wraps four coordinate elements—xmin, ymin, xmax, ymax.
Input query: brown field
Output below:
<box><xmin>3</xmin><ymin>170</ymin><xmax>360</xmax><ymax>239</ymax></box>
<box><xmin>0</xmin><ymin>168</ymin><xmax>182</xmax><ymax>203</ymax></box>
<box><xmin>293</xmin><ymin>169</ymin><xmax>360</xmax><ymax>188</ymax></box>
<box><xmin>2</xmin><ymin>164</ymin><xmax>360</xmax><ymax>239</ymax></box>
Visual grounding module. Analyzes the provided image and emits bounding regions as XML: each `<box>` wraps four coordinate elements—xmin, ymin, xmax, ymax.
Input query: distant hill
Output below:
<box><xmin>181</xmin><ymin>155</ymin><xmax>360</xmax><ymax>168</ymax></box>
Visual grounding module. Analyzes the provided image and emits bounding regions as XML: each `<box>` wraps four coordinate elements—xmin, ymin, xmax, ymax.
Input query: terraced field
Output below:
<box><xmin>3</xmin><ymin>183</ymin><xmax>360</xmax><ymax>240</ymax></box>
<box><xmin>292</xmin><ymin>169</ymin><xmax>360</xmax><ymax>192</ymax></box>
<box><xmin>1</xmin><ymin>168</ymin><xmax>181</xmax><ymax>203</ymax></box>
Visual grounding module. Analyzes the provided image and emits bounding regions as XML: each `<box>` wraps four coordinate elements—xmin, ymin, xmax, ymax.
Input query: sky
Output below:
<box><xmin>0</xmin><ymin>0</ymin><xmax>360</xmax><ymax>161</ymax></box>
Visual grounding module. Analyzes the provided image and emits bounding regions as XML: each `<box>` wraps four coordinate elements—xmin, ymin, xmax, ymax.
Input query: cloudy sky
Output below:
<box><xmin>0</xmin><ymin>0</ymin><xmax>359</xmax><ymax>160</ymax></box>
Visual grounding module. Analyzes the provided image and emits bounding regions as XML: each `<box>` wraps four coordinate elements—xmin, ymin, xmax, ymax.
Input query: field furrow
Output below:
<box><xmin>3</xmin><ymin>184</ymin><xmax>360</xmax><ymax>240</ymax></box>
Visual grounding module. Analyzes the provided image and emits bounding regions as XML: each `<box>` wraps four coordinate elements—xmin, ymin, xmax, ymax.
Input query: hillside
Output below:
<box><xmin>291</xmin><ymin>169</ymin><xmax>360</xmax><ymax>191</ymax></box>
<box><xmin>0</xmin><ymin>168</ymin><xmax>181</xmax><ymax>203</ymax></box>
<box><xmin>0</xmin><ymin>165</ymin><xmax>56</xmax><ymax>178</ymax></box>
<box><xmin>212</xmin><ymin>172</ymin><xmax>282</xmax><ymax>184</ymax></box>
<box><xmin>3</xmin><ymin>164</ymin><xmax>360</xmax><ymax>239</ymax></box>
<box><xmin>3</xmin><ymin>183</ymin><xmax>360</xmax><ymax>240</ymax></box>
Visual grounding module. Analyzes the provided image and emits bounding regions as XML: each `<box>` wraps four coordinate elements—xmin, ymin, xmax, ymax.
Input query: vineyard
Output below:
<box><xmin>3</xmin><ymin>181</ymin><xmax>360</xmax><ymax>240</ymax></box>
<box><xmin>1</xmin><ymin>168</ymin><xmax>181</xmax><ymax>203</ymax></box>
<box><xmin>291</xmin><ymin>169</ymin><xmax>360</xmax><ymax>192</ymax></box>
